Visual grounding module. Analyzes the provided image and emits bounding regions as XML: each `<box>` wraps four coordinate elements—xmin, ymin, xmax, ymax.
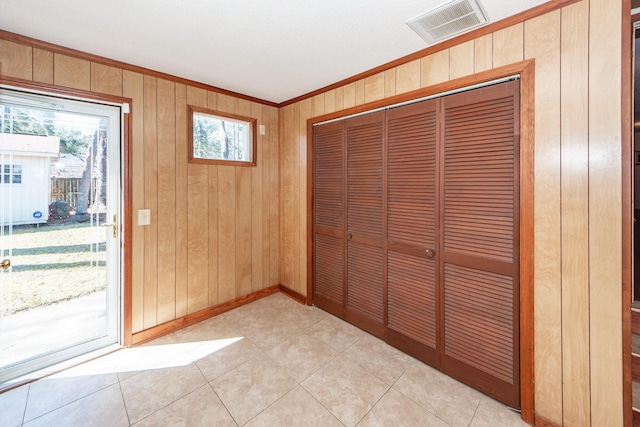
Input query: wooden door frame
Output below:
<box><xmin>307</xmin><ymin>59</ymin><xmax>535</xmax><ymax>424</ymax></box>
<box><xmin>0</xmin><ymin>75</ymin><xmax>134</xmax><ymax>348</ymax></box>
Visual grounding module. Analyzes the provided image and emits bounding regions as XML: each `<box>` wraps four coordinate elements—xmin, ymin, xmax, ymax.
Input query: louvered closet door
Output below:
<box><xmin>345</xmin><ymin>112</ymin><xmax>385</xmax><ymax>337</ymax></box>
<box><xmin>385</xmin><ymin>100</ymin><xmax>439</xmax><ymax>365</ymax></box>
<box><xmin>440</xmin><ymin>80</ymin><xmax>520</xmax><ymax>408</ymax></box>
<box><xmin>313</xmin><ymin>120</ymin><xmax>345</xmax><ymax>318</ymax></box>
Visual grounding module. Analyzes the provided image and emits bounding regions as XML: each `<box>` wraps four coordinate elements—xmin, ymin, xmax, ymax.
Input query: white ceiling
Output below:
<box><xmin>1</xmin><ymin>0</ymin><xmax>550</xmax><ymax>104</ymax></box>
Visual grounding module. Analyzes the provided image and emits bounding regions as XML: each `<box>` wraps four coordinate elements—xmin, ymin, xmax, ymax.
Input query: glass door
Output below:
<box><xmin>0</xmin><ymin>88</ymin><xmax>121</xmax><ymax>384</ymax></box>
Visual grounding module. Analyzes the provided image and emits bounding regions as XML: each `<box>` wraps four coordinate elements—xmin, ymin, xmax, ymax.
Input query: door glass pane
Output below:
<box><xmin>0</xmin><ymin>89</ymin><xmax>120</xmax><ymax>384</ymax></box>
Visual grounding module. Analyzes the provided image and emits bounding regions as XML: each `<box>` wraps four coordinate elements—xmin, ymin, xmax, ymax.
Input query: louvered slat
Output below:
<box><xmin>314</xmin><ymin>234</ymin><xmax>344</xmax><ymax>304</ymax></box>
<box><xmin>443</xmin><ymin>90</ymin><xmax>515</xmax><ymax>264</ymax></box>
<box><xmin>347</xmin><ymin>119</ymin><xmax>383</xmax><ymax>238</ymax></box>
<box><xmin>387</xmin><ymin>106</ymin><xmax>437</xmax><ymax>248</ymax></box>
<box><xmin>315</xmin><ymin>128</ymin><xmax>344</xmax><ymax>229</ymax></box>
<box><xmin>388</xmin><ymin>252</ymin><xmax>436</xmax><ymax>347</ymax></box>
<box><xmin>444</xmin><ymin>264</ymin><xmax>514</xmax><ymax>384</ymax></box>
<box><xmin>347</xmin><ymin>241</ymin><xmax>384</xmax><ymax>323</ymax></box>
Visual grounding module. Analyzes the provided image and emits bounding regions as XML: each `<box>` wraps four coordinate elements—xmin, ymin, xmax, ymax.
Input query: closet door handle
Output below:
<box><xmin>425</xmin><ymin>249</ymin><xmax>435</xmax><ymax>259</ymax></box>
<box><xmin>347</xmin><ymin>233</ymin><xmax>353</xmax><ymax>241</ymax></box>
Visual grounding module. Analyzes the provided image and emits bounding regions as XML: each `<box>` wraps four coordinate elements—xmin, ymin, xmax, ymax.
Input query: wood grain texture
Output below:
<box><xmin>261</xmin><ymin>105</ymin><xmax>272</xmax><ymax>290</ymax></box>
<box><xmin>364</xmin><ymin>72</ymin><xmax>385</xmax><ymax>103</ymax></box>
<box><xmin>474</xmin><ymin>34</ymin><xmax>493</xmax><ymax>73</ymax></box>
<box><xmin>298</xmin><ymin>98</ymin><xmax>312</xmax><ymax>295</ymax></box>
<box><xmin>156</xmin><ymin>78</ymin><xmax>177</xmax><ymax>324</ymax></box>
<box><xmin>384</xmin><ymin>68</ymin><xmax>396</xmax><ymax>98</ymax></box>
<box><xmin>0</xmin><ymin>39</ymin><xmax>32</xmax><ymax>80</ymax></box>
<box><xmin>421</xmin><ymin>51</ymin><xmax>449</xmax><ymax>88</ymax></box>
<box><xmin>217</xmin><ymin>94</ymin><xmax>237</xmax><ymax>303</ymax></box>
<box><xmin>334</xmin><ymin>86</ymin><xmax>344</xmax><ymax>112</ymax></box>
<box><xmin>449</xmin><ymin>41</ymin><xmax>474</xmax><ymax>80</ymax></box>
<box><xmin>324</xmin><ymin>90</ymin><xmax>336</xmax><ymax>114</ymax></box>
<box><xmin>524</xmin><ymin>10</ymin><xmax>563</xmax><ymax>425</ymax></box>
<box><xmin>123</xmin><ymin>70</ymin><xmax>145</xmax><ymax>333</ymax></box>
<box><xmin>186</xmin><ymin>86</ymin><xmax>209</xmax><ymax>313</ymax></box>
<box><xmin>32</xmin><ymin>48</ymin><xmax>53</xmax><ymax>84</ymax></box>
<box><xmin>53</xmin><ymin>54</ymin><xmax>90</xmax><ymax>90</ymax></box>
<box><xmin>143</xmin><ymin>75</ymin><xmax>159</xmax><ymax>329</ymax></box>
<box><xmin>343</xmin><ymin>83</ymin><xmax>356</xmax><ymax>109</ymax></box>
<box><xmin>396</xmin><ymin>59</ymin><xmax>421</xmax><ymax>94</ymax></box>
<box><xmin>355</xmin><ymin>79</ymin><xmax>365</xmax><ymax>105</ymax></box>
<box><xmin>251</xmin><ymin>102</ymin><xmax>264</xmax><ymax>293</ymax></box>
<box><xmin>588</xmin><ymin>0</ymin><xmax>623</xmax><ymax>424</ymax></box>
<box><xmin>269</xmin><ymin>106</ymin><xmax>280</xmax><ymax>287</ymax></box>
<box><xmin>560</xmin><ymin>1</ymin><xmax>590</xmax><ymax>425</ymax></box>
<box><xmin>493</xmin><ymin>24</ymin><xmax>525</xmax><ymax>68</ymax></box>
<box><xmin>236</xmin><ymin>100</ymin><xmax>253</xmax><ymax>299</ymax></box>
<box><xmin>207</xmin><ymin>91</ymin><xmax>219</xmax><ymax>307</ymax></box>
<box><xmin>174</xmin><ymin>83</ymin><xmax>189</xmax><ymax>318</ymax></box>
<box><xmin>91</xmin><ymin>62</ymin><xmax>122</xmax><ymax>96</ymax></box>
<box><xmin>281</xmin><ymin>105</ymin><xmax>296</xmax><ymax>289</ymax></box>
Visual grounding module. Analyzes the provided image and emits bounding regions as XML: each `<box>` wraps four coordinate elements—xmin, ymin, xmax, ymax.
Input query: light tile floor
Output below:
<box><xmin>0</xmin><ymin>293</ymin><xmax>528</xmax><ymax>427</ymax></box>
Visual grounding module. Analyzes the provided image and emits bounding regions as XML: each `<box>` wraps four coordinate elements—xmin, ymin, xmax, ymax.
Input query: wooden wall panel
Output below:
<box><xmin>396</xmin><ymin>59</ymin><xmax>421</xmax><ymax>93</ymax></box>
<box><xmin>217</xmin><ymin>95</ymin><xmax>237</xmax><ymax>303</ymax></box>
<box><xmin>343</xmin><ymin>83</ymin><xmax>356</xmax><ymax>109</ymax></box>
<box><xmin>32</xmin><ymin>48</ymin><xmax>53</xmax><ymax>84</ymax></box>
<box><xmin>421</xmin><ymin>50</ymin><xmax>449</xmax><ymax>88</ymax></box>
<box><xmin>91</xmin><ymin>63</ymin><xmax>122</xmax><ymax>96</ymax></box>
<box><xmin>261</xmin><ymin>105</ymin><xmax>272</xmax><ymax>289</ymax></box>
<box><xmin>0</xmin><ymin>39</ymin><xmax>32</xmax><ymax>80</ymax></box>
<box><xmin>251</xmin><ymin>102</ymin><xmax>264</xmax><ymax>293</ymax></box>
<box><xmin>207</xmin><ymin>91</ymin><xmax>219</xmax><ymax>306</ymax></box>
<box><xmin>324</xmin><ymin>90</ymin><xmax>336</xmax><ymax>114</ymax></box>
<box><xmin>524</xmin><ymin>10</ymin><xmax>563</xmax><ymax>425</ymax></box>
<box><xmin>364</xmin><ymin>72</ymin><xmax>385</xmax><ymax>103</ymax></box>
<box><xmin>53</xmin><ymin>54</ymin><xmax>90</xmax><ymax>90</ymax></box>
<box><xmin>123</xmin><ymin>70</ymin><xmax>145</xmax><ymax>333</ymax></box>
<box><xmin>298</xmin><ymin>98</ymin><xmax>312</xmax><ymax>295</ymax></box>
<box><xmin>281</xmin><ymin>105</ymin><xmax>296</xmax><ymax>289</ymax></box>
<box><xmin>560</xmin><ymin>2</ymin><xmax>590</xmax><ymax>425</ymax></box>
<box><xmin>449</xmin><ymin>41</ymin><xmax>474</xmax><ymax>80</ymax></box>
<box><xmin>384</xmin><ymin>69</ymin><xmax>396</xmax><ymax>97</ymax></box>
<box><xmin>588</xmin><ymin>0</ymin><xmax>623</xmax><ymax>425</ymax></box>
<box><xmin>269</xmin><ymin>107</ymin><xmax>280</xmax><ymax>287</ymax></box>
<box><xmin>474</xmin><ymin>34</ymin><xmax>493</xmax><ymax>72</ymax></box>
<box><xmin>236</xmin><ymin>100</ymin><xmax>253</xmax><ymax>298</ymax></box>
<box><xmin>334</xmin><ymin>87</ymin><xmax>344</xmax><ymax>112</ymax></box>
<box><xmin>156</xmin><ymin>79</ymin><xmax>177</xmax><ymax>324</ymax></box>
<box><xmin>493</xmin><ymin>24</ymin><xmax>525</xmax><ymax>68</ymax></box>
<box><xmin>175</xmin><ymin>83</ymin><xmax>188</xmax><ymax>318</ymax></box>
<box><xmin>186</xmin><ymin>86</ymin><xmax>209</xmax><ymax>313</ymax></box>
<box><xmin>143</xmin><ymin>75</ymin><xmax>159</xmax><ymax>329</ymax></box>
<box><xmin>355</xmin><ymin>79</ymin><xmax>365</xmax><ymax>105</ymax></box>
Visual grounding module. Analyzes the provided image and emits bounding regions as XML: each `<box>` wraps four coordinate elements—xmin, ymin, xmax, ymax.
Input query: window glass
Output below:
<box><xmin>188</xmin><ymin>106</ymin><xmax>256</xmax><ymax>166</ymax></box>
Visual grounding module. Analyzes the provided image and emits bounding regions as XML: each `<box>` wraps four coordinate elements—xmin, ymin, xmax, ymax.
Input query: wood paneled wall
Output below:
<box><xmin>0</xmin><ymin>0</ymin><xmax>625</xmax><ymax>423</ymax></box>
<box><xmin>278</xmin><ymin>0</ymin><xmax>623</xmax><ymax>424</ymax></box>
<box><xmin>0</xmin><ymin>38</ymin><xmax>280</xmax><ymax>334</ymax></box>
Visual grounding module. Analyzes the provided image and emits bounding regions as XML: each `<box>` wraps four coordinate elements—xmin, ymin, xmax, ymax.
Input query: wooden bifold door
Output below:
<box><xmin>312</xmin><ymin>80</ymin><xmax>520</xmax><ymax>408</ymax></box>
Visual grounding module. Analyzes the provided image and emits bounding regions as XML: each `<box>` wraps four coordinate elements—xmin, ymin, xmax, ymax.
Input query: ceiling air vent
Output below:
<box><xmin>407</xmin><ymin>0</ymin><xmax>489</xmax><ymax>44</ymax></box>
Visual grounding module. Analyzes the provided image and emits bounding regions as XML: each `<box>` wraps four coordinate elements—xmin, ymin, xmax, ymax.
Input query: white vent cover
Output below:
<box><xmin>407</xmin><ymin>0</ymin><xmax>489</xmax><ymax>44</ymax></box>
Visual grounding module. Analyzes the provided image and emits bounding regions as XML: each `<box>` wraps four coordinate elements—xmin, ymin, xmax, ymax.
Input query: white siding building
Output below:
<box><xmin>0</xmin><ymin>134</ymin><xmax>59</xmax><ymax>225</ymax></box>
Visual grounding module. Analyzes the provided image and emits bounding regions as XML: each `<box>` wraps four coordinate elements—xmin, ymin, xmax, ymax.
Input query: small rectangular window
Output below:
<box><xmin>188</xmin><ymin>106</ymin><xmax>257</xmax><ymax>167</ymax></box>
<box><xmin>0</xmin><ymin>164</ymin><xmax>22</xmax><ymax>184</ymax></box>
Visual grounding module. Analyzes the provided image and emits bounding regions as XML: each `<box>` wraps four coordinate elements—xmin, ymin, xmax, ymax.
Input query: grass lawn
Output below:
<box><xmin>1</xmin><ymin>221</ymin><xmax>107</xmax><ymax>313</ymax></box>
